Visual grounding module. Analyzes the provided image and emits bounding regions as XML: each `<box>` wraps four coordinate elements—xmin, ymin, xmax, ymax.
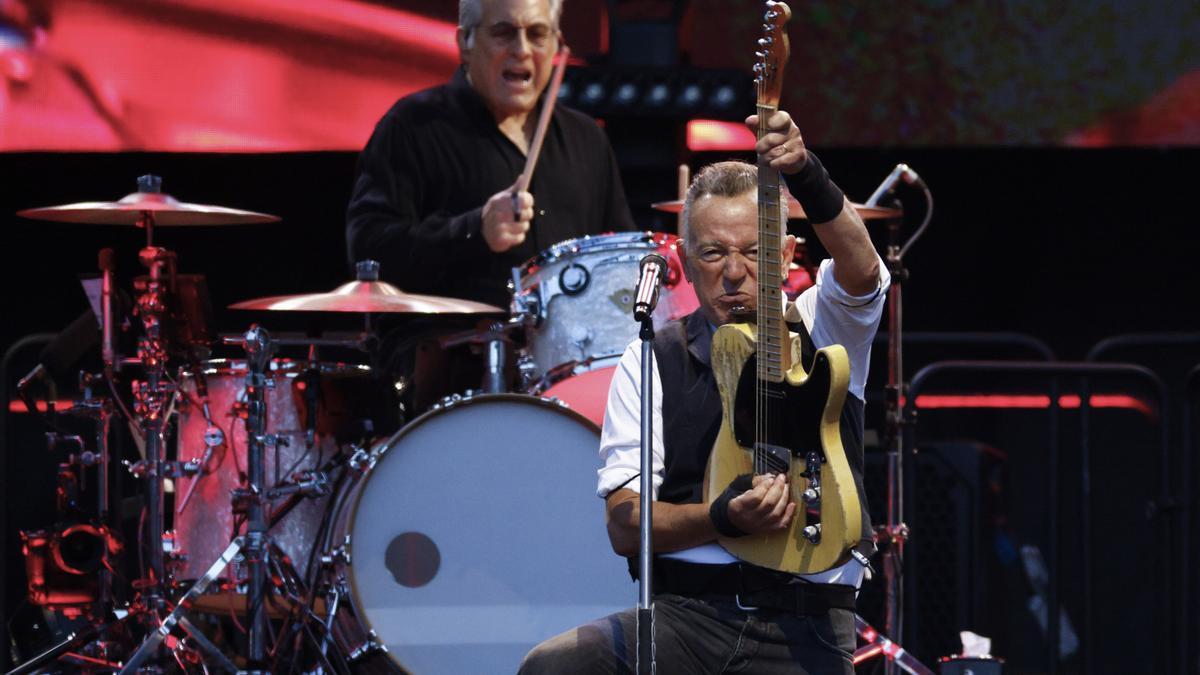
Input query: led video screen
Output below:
<box><xmin>1</xmin><ymin>0</ymin><xmax>1196</xmax><ymax>151</ymax></box>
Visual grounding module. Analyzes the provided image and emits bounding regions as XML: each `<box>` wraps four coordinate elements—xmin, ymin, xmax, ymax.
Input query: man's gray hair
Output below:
<box><xmin>459</xmin><ymin>0</ymin><xmax>565</xmax><ymax>46</ymax></box>
<box><xmin>680</xmin><ymin>161</ymin><xmax>787</xmax><ymax>247</ymax></box>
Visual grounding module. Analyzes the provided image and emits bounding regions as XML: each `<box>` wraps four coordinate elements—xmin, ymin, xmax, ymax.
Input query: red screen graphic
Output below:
<box><xmin>1</xmin><ymin>0</ymin><xmax>1196</xmax><ymax>151</ymax></box>
<box><xmin>0</xmin><ymin>0</ymin><xmax>459</xmax><ymax>151</ymax></box>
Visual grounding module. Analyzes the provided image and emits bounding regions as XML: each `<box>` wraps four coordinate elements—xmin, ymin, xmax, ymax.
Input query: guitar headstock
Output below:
<box><xmin>754</xmin><ymin>1</ymin><xmax>792</xmax><ymax>109</ymax></box>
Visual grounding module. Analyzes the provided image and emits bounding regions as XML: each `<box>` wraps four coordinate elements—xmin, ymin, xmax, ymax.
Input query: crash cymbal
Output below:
<box><xmin>18</xmin><ymin>191</ymin><xmax>280</xmax><ymax>226</ymax></box>
<box><xmin>651</xmin><ymin>195</ymin><xmax>900</xmax><ymax>221</ymax></box>
<box><xmin>229</xmin><ymin>280</ymin><xmax>505</xmax><ymax>315</ymax></box>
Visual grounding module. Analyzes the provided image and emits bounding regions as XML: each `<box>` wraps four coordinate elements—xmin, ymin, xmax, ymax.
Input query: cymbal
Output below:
<box><xmin>18</xmin><ymin>191</ymin><xmax>280</xmax><ymax>226</ymax></box>
<box><xmin>229</xmin><ymin>280</ymin><xmax>505</xmax><ymax>315</ymax></box>
<box><xmin>651</xmin><ymin>195</ymin><xmax>901</xmax><ymax>221</ymax></box>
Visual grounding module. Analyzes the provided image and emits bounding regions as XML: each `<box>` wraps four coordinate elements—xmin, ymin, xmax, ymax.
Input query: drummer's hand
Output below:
<box><xmin>746</xmin><ymin>110</ymin><xmax>807</xmax><ymax>175</ymax></box>
<box><xmin>728</xmin><ymin>474</ymin><xmax>795</xmax><ymax>534</ymax></box>
<box><xmin>482</xmin><ymin>185</ymin><xmax>534</xmax><ymax>253</ymax></box>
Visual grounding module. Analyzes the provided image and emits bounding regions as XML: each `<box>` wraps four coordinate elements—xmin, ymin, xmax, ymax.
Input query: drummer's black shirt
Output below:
<box><xmin>346</xmin><ymin>67</ymin><xmax>635</xmax><ymax>307</ymax></box>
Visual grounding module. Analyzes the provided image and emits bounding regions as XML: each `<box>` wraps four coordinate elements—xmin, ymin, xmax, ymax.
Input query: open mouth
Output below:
<box><xmin>502</xmin><ymin>68</ymin><xmax>533</xmax><ymax>86</ymax></box>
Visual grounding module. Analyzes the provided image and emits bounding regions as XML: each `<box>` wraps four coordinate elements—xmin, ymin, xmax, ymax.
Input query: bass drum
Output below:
<box><xmin>327</xmin><ymin>394</ymin><xmax>632</xmax><ymax>674</ymax></box>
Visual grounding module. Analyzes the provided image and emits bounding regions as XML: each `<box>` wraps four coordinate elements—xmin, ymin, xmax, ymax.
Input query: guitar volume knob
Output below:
<box><xmin>802</xmin><ymin>524</ymin><xmax>821</xmax><ymax>543</ymax></box>
<box><xmin>801</xmin><ymin>487</ymin><xmax>820</xmax><ymax>504</ymax></box>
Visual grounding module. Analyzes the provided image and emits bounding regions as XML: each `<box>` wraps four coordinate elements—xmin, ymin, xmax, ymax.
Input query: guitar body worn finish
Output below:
<box><xmin>704</xmin><ymin>323</ymin><xmax>861</xmax><ymax>574</ymax></box>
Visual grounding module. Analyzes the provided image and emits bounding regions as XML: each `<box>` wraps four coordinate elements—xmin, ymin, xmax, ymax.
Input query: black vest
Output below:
<box><xmin>652</xmin><ymin>309</ymin><xmax>875</xmax><ymax>549</ymax></box>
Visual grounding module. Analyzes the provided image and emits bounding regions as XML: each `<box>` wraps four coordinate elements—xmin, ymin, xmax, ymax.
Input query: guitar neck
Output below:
<box><xmin>756</xmin><ymin>102</ymin><xmax>790</xmax><ymax>381</ymax></box>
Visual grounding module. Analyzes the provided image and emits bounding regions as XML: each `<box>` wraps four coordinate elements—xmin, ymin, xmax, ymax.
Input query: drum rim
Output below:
<box><xmin>515</xmin><ymin>230</ymin><xmax>678</xmax><ymax>280</ymax></box>
<box><xmin>182</xmin><ymin>358</ymin><xmax>373</xmax><ymax>377</ymax></box>
<box><xmin>336</xmin><ymin>392</ymin><xmax>601</xmax><ymax>669</ymax></box>
<box><xmin>526</xmin><ymin>353</ymin><xmax>623</xmax><ymax>396</ymax></box>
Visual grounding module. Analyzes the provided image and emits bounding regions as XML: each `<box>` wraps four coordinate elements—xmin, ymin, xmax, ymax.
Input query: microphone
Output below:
<box><xmin>865</xmin><ymin>163</ymin><xmax>924</xmax><ymax>207</ymax></box>
<box><xmin>632</xmin><ymin>253</ymin><xmax>668</xmax><ymax>322</ymax></box>
<box><xmin>99</xmin><ymin>248</ymin><xmax>116</xmax><ymax>374</ymax></box>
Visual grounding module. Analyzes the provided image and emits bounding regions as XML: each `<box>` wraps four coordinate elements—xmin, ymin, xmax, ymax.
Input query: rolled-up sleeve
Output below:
<box><xmin>597</xmin><ymin>342</ymin><xmax>665</xmax><ymax>499</ymax></box>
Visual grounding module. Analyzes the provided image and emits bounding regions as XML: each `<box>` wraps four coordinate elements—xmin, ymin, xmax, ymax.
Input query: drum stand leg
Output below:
<box><xmin>119</xmin><ymin>538</ymin><xmax>245</xmax><ymax>674</ymax></box>
<box><xmin>5</xmin><ymin>623</ymin><xmax>102</xmax><ymax>675</ymax></box>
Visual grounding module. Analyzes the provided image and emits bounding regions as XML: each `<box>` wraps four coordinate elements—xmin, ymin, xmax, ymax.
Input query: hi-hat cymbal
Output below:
<box><xmin>18</xmin><ymin>191</ymin><xmax>280</xmax><ymax>226</ymax></box>
<box><xmin>229</xmin><ymin>280</ymin><xmax>504</xmax><ymax>315</ymax></box>
<box><xmin>651</xmin><ymin>196</ymin><xmax>900</xmax><ymax>221</ymax></box>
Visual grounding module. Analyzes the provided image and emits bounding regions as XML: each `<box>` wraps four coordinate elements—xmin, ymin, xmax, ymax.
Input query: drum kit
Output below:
<box><xmin>9</xmin><ymin>175</ymin><xmax>900</xmax><ymax>674</ymax></box>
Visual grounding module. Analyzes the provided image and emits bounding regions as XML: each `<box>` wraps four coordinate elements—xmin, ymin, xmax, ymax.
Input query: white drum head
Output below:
<box><xmin>346</xmin><ymin>395</ymin><xmax>632</xmax><ymax>674</ymax></box>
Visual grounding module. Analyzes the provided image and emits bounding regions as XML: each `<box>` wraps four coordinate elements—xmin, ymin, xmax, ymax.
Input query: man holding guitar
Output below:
<box><xmin>345</xmin><ymin>0</ymin><xmax>634</xmax><ymax>308</ymax></box>
<box><xmin>520</xmin><ymin>104</ymin><xmax>888</xmax><ymax>673</ymax></box>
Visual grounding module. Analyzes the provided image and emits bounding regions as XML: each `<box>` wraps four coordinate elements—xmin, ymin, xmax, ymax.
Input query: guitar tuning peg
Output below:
<box><xmin>755</xmin><ymin>51</ymin><xmax>765</xmax><ymax>60</ymax></box>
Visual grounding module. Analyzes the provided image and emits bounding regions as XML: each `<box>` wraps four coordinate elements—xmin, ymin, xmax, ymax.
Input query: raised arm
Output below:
<box><xmin>749</xmin><ymin>110</ymin><xmax>881</xmax><ymax>296</ymax></box>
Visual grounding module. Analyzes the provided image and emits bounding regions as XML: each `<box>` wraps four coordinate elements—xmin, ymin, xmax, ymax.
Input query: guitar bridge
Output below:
<box><xmin>753</xmin><ymin>442</ymin><xmax>791</xmax><ymax>475</ymax></box>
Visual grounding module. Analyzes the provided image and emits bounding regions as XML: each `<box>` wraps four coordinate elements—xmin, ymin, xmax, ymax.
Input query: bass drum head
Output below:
<box><xmin>346</xmin><ymin>394</ymin><xmax>631</xmax><ymax>674</ymax></box>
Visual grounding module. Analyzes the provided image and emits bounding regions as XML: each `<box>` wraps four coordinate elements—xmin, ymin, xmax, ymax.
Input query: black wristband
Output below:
<box><xmin>709</xmin><ymin>473</ymin><xmax>754</xmax><ymax>538</ymax></box>
<box><xmin>785</xmin><ymin>150</ymin><xmax>845</xmax><ymax>224</ymax></box>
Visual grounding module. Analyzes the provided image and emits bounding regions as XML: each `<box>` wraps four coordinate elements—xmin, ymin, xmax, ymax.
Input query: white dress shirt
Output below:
<box><xmin>596</xmin><ymin>256</ymin><xmax>891</xmax><ymax>586</ymax></box>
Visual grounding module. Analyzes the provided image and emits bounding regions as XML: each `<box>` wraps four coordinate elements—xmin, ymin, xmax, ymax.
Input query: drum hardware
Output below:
<box><xmin>171</xmin><ymin>326</ymin><xmax>364</xmax><ymax>672</ymax></box>
<box><xmin>173</xmin><ymin>365</ymin><xmax>226</xmax><ymax>515</ymax></box>
<box><xmin>12</xmin><ymin>178</ymin><xmax>308</xmax><ymax>672</ymax></box>
<box><xmin>438</xmin><ymin>318</ymin><xmax>526</xmax><ymax>394</ymax></box>
<box><xmin>118</xmin><ymin>537</ymin><xmax>250</xmax><ymax>674</ymax></box>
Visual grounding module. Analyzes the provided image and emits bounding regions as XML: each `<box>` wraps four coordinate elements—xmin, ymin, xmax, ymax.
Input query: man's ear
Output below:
<box><xmin>780</xmin><ymin>234</ymin><xmax>797</xmax><ymax>276</ymax></box>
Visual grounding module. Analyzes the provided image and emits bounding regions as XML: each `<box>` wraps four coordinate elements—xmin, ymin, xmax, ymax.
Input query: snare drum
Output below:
<box><xmin>512</xmin><ymin>232</ymin><xmax>698</xmax><ymax>386</ymax></box>
<box><xmin>324</xmin><ymin>394</ymin><xmax>631</xmax><ymax>674</ymax></box>
<box><xmin>173</xmin><ymin>359</ymin><xmax>392</xmax><ymax>582</ymax></box>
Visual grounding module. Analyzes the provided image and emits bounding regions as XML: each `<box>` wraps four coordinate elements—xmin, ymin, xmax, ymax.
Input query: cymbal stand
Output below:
<box><xmin>869</xmin><ymin>170</ymin><xmax>933</xmax><ymax>675</ymax></box>
<box><xmin>128</xmin><ymin>216</ymin><xmax>177</xmax><ymax>627</ymax></box>
<box><xmin>226</xmin><ymin>324</ymin><xmax>277</xmax><ymax>671</ymax></box>
<box><xmin>439</xmin><ymin>319</ymin><xmax>524</xmax><ymax>394</ymax></box>
<box><xmin>121</xmin><ymin>179</ymin><xmax>207</xmax><ymax>667</ymax></box>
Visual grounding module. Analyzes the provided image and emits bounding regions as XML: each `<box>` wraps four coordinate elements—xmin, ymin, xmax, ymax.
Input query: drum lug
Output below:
<box><xmin>516</xmin><ymin>354</ymin><xmax>538</xmax><ymax>389</ymax></box>
<box><xmin>321</xmin><ymin>536</ymin><xmax>352</xmax><ymax>567</ymax></box>
<box><xmin>347</xmin><ymin>445</ymin><xmax>377</xmax><ymax>474</ymax></box>
<box><xmin>433</xmin><ymin>390</ymin><xmax>479</xmax><ymax>411</ymax></box>
<box><xmin>347</xmin><ymin>630</ymin><xmax>387</xmax><ymax>662</ymax></box>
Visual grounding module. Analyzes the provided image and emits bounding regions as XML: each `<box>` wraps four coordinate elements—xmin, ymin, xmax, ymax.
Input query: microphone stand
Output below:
<box><xmin>880</xmin><ymin>213</ymin><xmax>909</xmax><ymax>675</ymax></box>
<box><xmin>636</xmin><ymin>314</ymin><xmax>656</xmax><ymax>675</ymax></box>
<box><xmin>868</xmin><ymin>169</ymin><xmax>933</xmax><ymax>675</ymax></box>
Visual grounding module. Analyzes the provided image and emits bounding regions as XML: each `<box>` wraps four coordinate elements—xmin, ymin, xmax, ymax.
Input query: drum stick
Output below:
<box><xmin>513</xmin><ymin>46</ymin><xmax>571</xmax><ymax>204</ymax></box>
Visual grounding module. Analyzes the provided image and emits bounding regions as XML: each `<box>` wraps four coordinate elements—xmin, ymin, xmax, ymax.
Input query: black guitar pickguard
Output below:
<box><xmin>731</xmin><ymin>349</ymin><xmax>837</xmax><ymax>472</ymax></box>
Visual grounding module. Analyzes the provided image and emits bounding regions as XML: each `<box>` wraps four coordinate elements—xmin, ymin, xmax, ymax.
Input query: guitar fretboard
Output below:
<box><xmin>756</xmin><ymin>103</ymin><xmax>789</xmax><ymax>383</ymax></box>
